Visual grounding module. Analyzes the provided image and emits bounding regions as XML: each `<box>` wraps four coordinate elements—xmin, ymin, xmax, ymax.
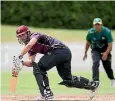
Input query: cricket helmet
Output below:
<box><xmin>16</xmin><ymin>25</ymin><xmax>31</xmax><ymax>44</ymax></box>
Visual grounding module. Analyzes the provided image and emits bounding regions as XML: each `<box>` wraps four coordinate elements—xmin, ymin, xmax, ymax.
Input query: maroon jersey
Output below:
<box><xmin>28</xmin><ymin>32</ymin><xmax>66</xmax><ymax>56</ymax></box>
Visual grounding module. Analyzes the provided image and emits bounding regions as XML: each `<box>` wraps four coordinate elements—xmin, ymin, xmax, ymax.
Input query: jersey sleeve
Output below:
<box><xmin>106</xmin><ymin>31</ymin><xmax>113</xmax><ymax>43</ymax></box>
<box><xmin>86</xmin><ymin>32</ymin><xmax>91</xmax><ymax>42</ymax></box>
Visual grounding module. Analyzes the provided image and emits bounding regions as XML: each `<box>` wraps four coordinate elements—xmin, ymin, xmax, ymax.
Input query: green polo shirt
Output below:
<box><xmin>86</xmin><ymin>26</ymin><xmax>113</xmax><ymax>51</ymax></box>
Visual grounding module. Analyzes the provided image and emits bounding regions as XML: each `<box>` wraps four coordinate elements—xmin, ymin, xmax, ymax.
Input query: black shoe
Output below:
<box><xmin>45</xmin><ymin>90</ymin><xmax>54</xmax><ymax>100</ymax></box>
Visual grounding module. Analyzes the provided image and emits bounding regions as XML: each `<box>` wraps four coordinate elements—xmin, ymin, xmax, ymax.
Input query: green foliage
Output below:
<box><xmin>1</xmin><ymin>1</ymin><xmax>115</xmax><ymax>29</ymax></box>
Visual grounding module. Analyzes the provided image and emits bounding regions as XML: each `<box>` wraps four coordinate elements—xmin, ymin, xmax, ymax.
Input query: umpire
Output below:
<box><xmin>83</xmin><ymin>18</ymin><xmax>115</xmax><ymax>87</ymax></box>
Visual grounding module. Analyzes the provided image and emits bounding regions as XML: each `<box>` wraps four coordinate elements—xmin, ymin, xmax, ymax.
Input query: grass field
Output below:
<box><xmin>1</xmin><ymin>25</ymin><xmax>115</xmax><ymax>43</ymax></box>
<box><xmin>1</xmin><ymin>25</ymin><xmax>115</xmax><ymax>100</ymax></box>
<box><xmin>1</xmin><ymin>71</ymin><xmax>115</xmax><ymax>95</ymax></box>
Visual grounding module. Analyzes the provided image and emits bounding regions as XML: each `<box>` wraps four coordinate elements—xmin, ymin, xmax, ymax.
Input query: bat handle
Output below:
<box><xmin>12</xmin><ymin>71</ymin><xmax>18</xmax><ymax>77</ymax></box>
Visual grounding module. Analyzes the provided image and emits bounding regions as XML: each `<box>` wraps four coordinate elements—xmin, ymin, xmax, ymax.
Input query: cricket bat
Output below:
<box><xmin>10</xmin><ymin>69</ymin><xmax>18</xmax><ymax>92</ymax></box>
<box><xmin>10</xmin><ymin>77</ymin><xmax>18</xmax><ymax>92</ymax></box>
<box><xmin>10</xmin><ymin>56</ymin><xmax>22</xmax><ymax>92</ymax></box>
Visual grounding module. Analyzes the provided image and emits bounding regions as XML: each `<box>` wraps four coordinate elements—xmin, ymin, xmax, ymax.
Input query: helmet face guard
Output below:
<box><xmin>16</xmin><ymin>25</ymin><xmax>30</xmax><ymax>45</ymax></box>
<box><xmin>17</xmin><ymin>31</ymin><xmax>30</xmax><ymax>45</ymax></box>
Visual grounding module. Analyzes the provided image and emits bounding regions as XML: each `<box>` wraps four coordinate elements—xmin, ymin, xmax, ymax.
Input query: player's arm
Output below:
<box><xmin>84</xmin><ymin>41</ymin><xmax>91</xmax><ymax>55</ymax></box>
<box><xmin>19</xmin><ymin>37</ymin><xmax>37</xmax><ymax>57</ymax></box>
<box><xmin>83</xmin><ymin>41</ymin><xmax>90</xmax><ymax>60</ymax></box>
<box><xmin>22</xmin><ymin>54</ymin><xmax>36</xmax><ymax>67</ymax></box>
<box><xmin>101</xmin><ymin>43</ymin><xmax>112</xmax><ymax>61</ymax></box>
<box><xmin>105</xmin><ymin>31</ymin><xmax>113</xmax><ymax>54</ymax></box>
<box><xmin>105</xmin><ymin>43</ymin><xmax>112</xmax><ymax>55</ymax></box>
<box><xmin>101</xmin><ymin>31</ymin><xmax>113</xmax><ymax>60</ymax></box>
<box><xmin>83</xmin><ymin>33</ymin><xmax>91</xmax><ymax>60</ymax></box>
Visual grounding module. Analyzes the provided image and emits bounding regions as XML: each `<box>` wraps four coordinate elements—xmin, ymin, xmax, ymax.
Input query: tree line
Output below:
<box><xmin>1</xmin><ymin>1</ymin><xmax>115</xmax><ymax>29</ymax></box>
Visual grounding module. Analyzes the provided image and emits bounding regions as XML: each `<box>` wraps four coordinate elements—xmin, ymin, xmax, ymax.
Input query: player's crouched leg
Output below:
<box><xmin>32</xmin><ymin>62</ymin><xmax>45</xmax><ymax>96</ymax></box>
<box><xmin>32</xmin><ymin>62</ymin><xmax>54</xmax><ymax>100</ymax></box>
<box><xmin>59</xmin><ymin>76</ymin><xmax>101</xmax><ymax>100</ymax></box>
<box><xmin>59</xmin><ymin>76</ymin><xmax>100</xmax><ymax>90</ymax></box>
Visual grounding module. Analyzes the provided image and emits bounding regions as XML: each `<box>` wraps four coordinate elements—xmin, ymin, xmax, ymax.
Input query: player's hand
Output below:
<box><xmin>101</xmin><ymin>52</ymin><xmax>108</xmax><ymax>61</ymax></box>
<box><xmin>12</xmin><ymin>67</ymin><xmax>18</xmax><ymax>77</ymax></box>
<box><xmin>12</xmin><ymin>56</ymin><xmax>23</xmax><ymax>77</ymax></box>
<box><xmin>13</xmin><ymin>56</ymin><xmax>23</xmax><ymax>68</ymax></box>
<box><xmin>83</xmin><ymin>53</ymin><xmax>87</xmax><ymax>61</ymax></box>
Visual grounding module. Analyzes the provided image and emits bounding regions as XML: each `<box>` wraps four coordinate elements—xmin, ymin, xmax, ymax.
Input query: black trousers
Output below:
<box><xmin>91</xmin><ymin>50</ymin><xmax>114</xmax><ymax>81</ymax></box>
<box><xmin>38</xmin><ymin>47</ymin><xmax>72</xmax><ymax>81</ymax></box>
<box><xmin>34</xmin><ymin>48</ymin><xmax>98</xmax><ymax>96</ymax></box>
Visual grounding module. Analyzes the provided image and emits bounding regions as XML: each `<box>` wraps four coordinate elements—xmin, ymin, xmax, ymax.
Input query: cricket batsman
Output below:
<box><xmin>13</xmin><ymin>25</ymin><xmax>100</xmax><ymax>100</ymax></box>
<box><xmin>83</xmin><ymin>18</ymin><xmax>115</xmax><ymax>87</ymax></box>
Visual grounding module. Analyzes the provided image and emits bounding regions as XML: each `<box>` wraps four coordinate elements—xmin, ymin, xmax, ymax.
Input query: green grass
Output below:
<box><xmin>2</xmin><ymin>25</ymin><xmax>115</xmax><ymax>43</ymax></box>
<box><xmin>1</xmin><ymin>71</ymin><xmax>115</xmax><ymax>95</ymax></box>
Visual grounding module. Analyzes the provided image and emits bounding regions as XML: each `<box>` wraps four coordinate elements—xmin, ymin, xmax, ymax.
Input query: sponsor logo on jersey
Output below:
<box><xmin>102</xmin><ymin>37</ymin><xmax>105</xmax><ymax>40</ymax></box>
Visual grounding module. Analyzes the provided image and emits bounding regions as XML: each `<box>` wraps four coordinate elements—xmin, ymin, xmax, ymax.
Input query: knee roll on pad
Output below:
<box><xmin>78</xmin><ymin>76</ymin><xmax>89</xmax><ymax>85</ymax></box>
<box><xmin>38</xmin><ymin>61</ymin><xmax>49</xmax><ymax>70</ymax></box>
<box><xmin>71</xmin><ymin>78</ymin><xmax>85</xmax><ymax>88</ymax></box>
<box><xmin>32</xmin><ymin>62</ymin><xmax>41</xmax><ymax>75</ymax></box>
<box><xmin>72</xmin><ymin>76</ymin><xmax>89</xmax><ymax>85</ymax></box>
<box><xmin>32</xmin><ymin>61</ymin><xmax>47</xmax><ymax>76</ymax></box>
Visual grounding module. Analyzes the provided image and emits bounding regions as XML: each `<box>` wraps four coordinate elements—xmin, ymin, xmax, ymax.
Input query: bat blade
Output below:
<box><xmin>10</xmin><ymin>76</ymin><xmax>18</xmax><ymax>92</ymax></box>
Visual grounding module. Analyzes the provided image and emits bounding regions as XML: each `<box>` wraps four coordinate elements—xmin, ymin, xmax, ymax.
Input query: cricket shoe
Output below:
<box><xmin>35</xmin><ymin>94</ymin><xmax>53</xmax><ymax>100</ymax></box>
<box><xmin>45</xmin><ymin>90</ymin><xmax>54</xmax><ymax>100</ymax></box>
<box><xmin>35</xmin><ymin>91</ymin><xmax>54</xmax><ymax>100</ymax></box>
<box><xmin>89</xmin><ymin>81</ymin><xmax>101</xmax><ymax>100</ymax></box>
<box><xmin>111</xmin><ymin>79</ymin><xmax>115</xmax><ymax>87</ymax></box>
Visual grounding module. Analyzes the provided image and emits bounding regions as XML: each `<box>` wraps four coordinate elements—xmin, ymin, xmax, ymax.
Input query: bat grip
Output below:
<box><xmin>12</xmin><ymin>71</ymin><xmax>18</xmax><ymax>77</ymax></box>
